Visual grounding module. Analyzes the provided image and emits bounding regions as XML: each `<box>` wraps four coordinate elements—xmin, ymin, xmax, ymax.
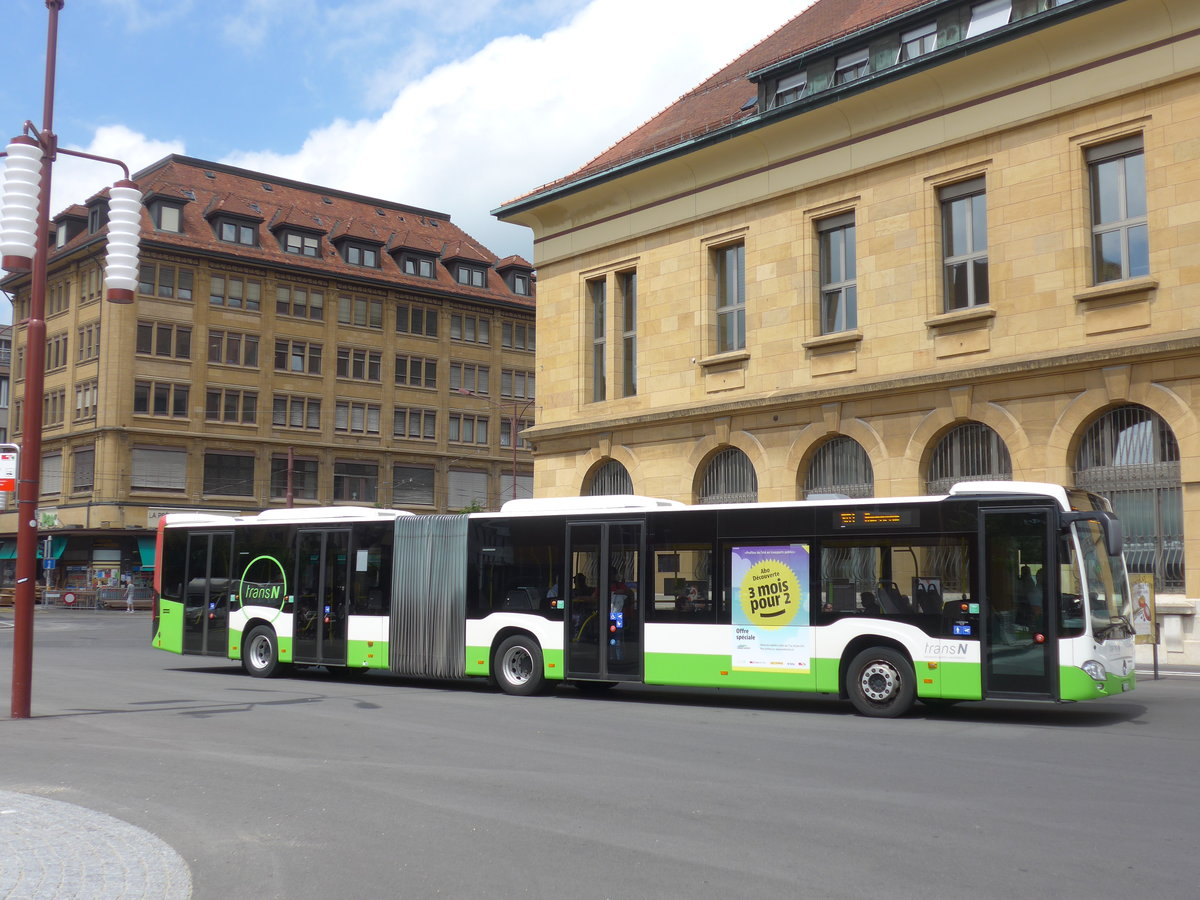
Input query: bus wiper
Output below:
<box><xmin>1095</xmin><ymin>616</ymin><xmax>1134</xmax><ymax>641</ymax></box>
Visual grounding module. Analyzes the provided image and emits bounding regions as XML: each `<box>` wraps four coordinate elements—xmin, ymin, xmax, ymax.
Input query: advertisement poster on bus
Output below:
<box><xmin>730</xmin><ymin>544</ymin><xmax>810</xmax><ymax>672</ymax></box>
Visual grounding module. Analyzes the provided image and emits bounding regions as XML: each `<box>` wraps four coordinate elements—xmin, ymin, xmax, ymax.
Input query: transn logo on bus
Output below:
<box><xmin>924</xmin><ymin>643</ymin><xmax>970</xmax><ymax>656</ymax></box>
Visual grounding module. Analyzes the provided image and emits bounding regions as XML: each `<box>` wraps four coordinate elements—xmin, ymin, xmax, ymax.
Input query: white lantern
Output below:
<box><xmin>104</xmin><ymin>180</ymin><xmax>141</xmax><ymax>303</ymax></box>
<box><xmin>0</xmin><ymin>136</ymin><xmax>43</xmax><ymax>273</ymax></box>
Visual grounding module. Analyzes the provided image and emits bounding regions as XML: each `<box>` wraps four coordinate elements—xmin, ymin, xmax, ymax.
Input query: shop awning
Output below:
<box><xmin>137</xmin><ymin>536</ymin><xmax>156</xmax><ymax>570</ymax></box>
<box><xmin>0</xmin><ymin>536</ymin><xmax>67</xmax><ymax>559</ymax></box>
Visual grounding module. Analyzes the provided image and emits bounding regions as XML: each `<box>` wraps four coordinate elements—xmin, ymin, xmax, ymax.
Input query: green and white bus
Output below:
<box><xmin>152</xmin><ymin>481</ymin><xmax>1135</xmax><ymax>717</ymax></box>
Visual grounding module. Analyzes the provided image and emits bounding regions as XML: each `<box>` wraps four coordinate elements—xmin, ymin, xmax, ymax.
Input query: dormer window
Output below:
<box><xmin>151</xmin><ymin>200</ymin><xmax>184</xmax><ymax>234</ymax></box>
<box><xmin>834</xmin><ymin>49</ymin><xmax>870</xmax><ymax>85</ymax></box>
<box><xmin>966</xmin><ymin>0</ymin><xmax>1012</xmax><ymax>38</ymax></box>
<box><xmin>338</xmin><ymin>240</ymin><xmax>379</xmax><ymax>267</ymax></box>
<box><xmin>52</xmin><ymin>212</ymin><xmax>87</xmax><ymax>248</ymax></box>
<box><xmin>401</xmin><ymin>253</ymin><xmax>437</xmax><ymax>278</ymax></box>
<box><xmin>511</xmin><ymin>273</ymin><xmax>531</xmax><ymax>296</ymax></box>
<box><xmin>215</xmin><ymin>216</ymin><xmax>258</xmax><ymax>246</ymax></box>
<box><xmin>342</xmin><ymin>241</ymin><xmax>380</xmax><ymax>268</ymax></box>
<box><xmin>282</xmin><ymin>230</ymin><xmax>321</xmax><ymax>257</ymax></box>
<box><xmin>455</xmin><ymin>264</ymin><xmax>487</xmax><ymax>288</ymax></box>
<box><xmin>773</xmin><ymin>70</ymin><xmax>807</xmax><ymax>107</ymax></box>
<box><xmin>87</xmin><ymin>202</ymin><xmax>108</xmax><ymax>234</ymax></box>
<box><xmin>899</xmin><ymin>22</ymin><xmax>937</xmax><ymax>62</ymax></box>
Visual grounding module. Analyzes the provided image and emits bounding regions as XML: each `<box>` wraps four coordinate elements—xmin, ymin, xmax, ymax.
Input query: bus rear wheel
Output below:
<box><xmin>243</xmin><ymin>625</ymin><xmax>282</xmax><ymax>678</ymax></box>
<box><xmin>846</xmin><ymin>647</ymin><xmax>915</xmax><ymax>718</ymax></box>
<box><xmin>494</xmin><ymin>635</ymin><xmax>545</xmax><ymax>696</ymax></box>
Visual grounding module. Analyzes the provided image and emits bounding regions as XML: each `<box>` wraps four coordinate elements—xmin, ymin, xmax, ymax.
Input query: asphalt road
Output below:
<box><xmin>1</xmin><ymin>609</ymin><xmax>1197</xmax><ymax>899</ymax></box>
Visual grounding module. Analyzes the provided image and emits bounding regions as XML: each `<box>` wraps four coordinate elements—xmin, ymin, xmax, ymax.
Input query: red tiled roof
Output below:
<box><xmin>514</xmin><ymin>0</ymin><xmax>931</xmax><ymax>202</ymax></box>
<box><xmin>48</xmin><ymin>155</ymin><xmax>533</xmax><ymax>309</ymax></box>
<box><xmin>495</xmin><ymin>255</ymin><xmax>533</xmax><ymax>270</ymax></box>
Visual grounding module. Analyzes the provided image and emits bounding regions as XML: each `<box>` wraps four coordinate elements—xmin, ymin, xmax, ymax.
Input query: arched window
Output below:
<box><xmin>925</xmin><ymin>422</ymin><xmax>1012</xmax><ymax>494</ymax></box>
<box><xmin>1074</xmin><ymin>405</ymin><xmax>1183</xmax><ymax>592</ymax></box>
<box><xmin>804</xmin><ymin>436</ymin><xmax>873</xmax><ymax>498</ymax></box>
<box><xmin>584</xmin><ymin>459</ymin><xmax>633</xmax><ymax>496</ymax></box>
<box><xmin>699</xmin><ymin>447</ymin><xmax>758</xmax><ymax>504</ymax></box>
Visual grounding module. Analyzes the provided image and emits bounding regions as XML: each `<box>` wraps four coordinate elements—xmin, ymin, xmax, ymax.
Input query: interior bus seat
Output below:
<box><xmin>876</xmin><ymin>581</ymin><xmax>909</xmax><ymax>614</ymax></box>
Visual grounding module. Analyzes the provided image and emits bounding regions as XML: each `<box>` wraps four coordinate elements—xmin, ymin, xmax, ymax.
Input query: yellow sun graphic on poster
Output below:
<box><xmin>739</xmin><ymin>559</ymin><xmax>801</xmax><ymax>628</ymax></box>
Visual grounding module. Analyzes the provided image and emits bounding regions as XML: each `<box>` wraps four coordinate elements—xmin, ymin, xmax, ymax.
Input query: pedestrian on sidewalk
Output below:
<box><xmin>125</xmin><ymin>579</ymin><xmax>135</xmax><ymax>614</ymax></box>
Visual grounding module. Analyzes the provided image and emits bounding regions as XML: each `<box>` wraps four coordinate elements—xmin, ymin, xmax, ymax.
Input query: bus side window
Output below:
<box><xmin>648</xmin><ymin>545</ymin><xmax>714</xmax><ymax>624</ymax></box>
<box><xmin>349</xmin><ymin>524</ymin><xmax>393</xmax><ymax>616</ymax></box>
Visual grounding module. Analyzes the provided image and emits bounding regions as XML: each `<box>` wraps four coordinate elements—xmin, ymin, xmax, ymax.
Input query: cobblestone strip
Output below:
<box><xmin>0</xmin><ymin>790</ymin><xmax>191</xmax><ymax>900</ymax></box>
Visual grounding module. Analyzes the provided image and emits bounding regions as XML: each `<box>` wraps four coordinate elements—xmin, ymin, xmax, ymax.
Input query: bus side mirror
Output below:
<box><xmin>1102</xmin><ymin>512</ymin><xmax>1123</xmax><ymax>557</ymax></box>
<box><xmin>1061</xmin><ymin>511</ymin><xmax>1123</xmax><ymax>557</ymax></box>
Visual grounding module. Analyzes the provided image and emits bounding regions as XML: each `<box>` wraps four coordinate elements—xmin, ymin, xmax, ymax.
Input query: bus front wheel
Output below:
<box><xmin>494</xmin><ymin>635</ymin><xmax>545</xmax><ymax>696</ymax></box>
<box><xmin>243</xmin><ymin>625</ymin><xmax>282</xmax><ymax>678</ymax></box>
<box><xmin>846</xmin><ymin>647</ymin><xmax>915</xmax><ymax>718</ymax></box>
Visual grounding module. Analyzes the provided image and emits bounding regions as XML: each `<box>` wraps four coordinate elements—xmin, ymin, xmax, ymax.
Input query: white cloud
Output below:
<box><xmin>49</xmin><ymin>125</ymin><xmax>185</xmax><ymax>218</ymax></box>
<box><xmin>222</xmin><ymin>0</ymin><xmax>803</xmax><ymax>260</ymax></box>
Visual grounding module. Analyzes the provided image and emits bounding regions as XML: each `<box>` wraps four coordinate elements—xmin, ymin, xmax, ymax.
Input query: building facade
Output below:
<box><xmin>2</xmin><ymin>156</ymin><xmax>535</xmax><ymax>604</ymax></box>
<box><xmin>496</xmin><ymin>0</ymin><xmax>1199</xmax><ymax>661</ymax></box>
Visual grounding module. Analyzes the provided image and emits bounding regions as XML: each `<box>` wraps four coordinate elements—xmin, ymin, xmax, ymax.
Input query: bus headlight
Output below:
<box><xmin>1082</xmin><ymin>660</ymin><xmax>1107</xmax><ymax>682</ymax></box>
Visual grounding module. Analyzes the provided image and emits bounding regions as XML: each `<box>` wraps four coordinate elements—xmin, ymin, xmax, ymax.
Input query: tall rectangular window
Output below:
<box><xmin>1087</xmin><ymin>136</ymin><xmax>1148</xmax><ymax>284</ymax></box>
<box><xmin>619</xmin><ymin>270</ymin><xmax>637</xmax><ymax>397</ymax></box>
<box><xmin>588</xmin><ymin>277</ymin><xmax>606</xmax><ymax>402</ymax></box>
<box><xmin>72</xmin><ymin>446</ymin><xmax>95</xmax><ymax>492</ymax></box>
<box><xmin>714</xmin><ymin>243</ymin><xmax>745</xmax><ymax>353</ymax></box>
<box><xmin>818</xmin><ymin>214</ymin><xmax>856</xmax><ymax>334</ymax></box>
<box><xmin>941</xmin><ymin>177</ymin><xmax>989</xmax><ymax>310</ymax></box>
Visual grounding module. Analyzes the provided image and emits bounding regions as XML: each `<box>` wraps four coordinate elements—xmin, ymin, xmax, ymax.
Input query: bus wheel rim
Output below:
<box><xmin>251</xmin><ymin>636</ymin><xmax>270</xmax><ymax>668</ymax></box>
<box><xmin>504</xmin><ymin>647</ymin><xmax>532</xmax><ymax>684</ymax></box>
<box><xmin>860</xmin><ymin>661</ymin><xmax>899</xmax><ymax>702</ymax></box>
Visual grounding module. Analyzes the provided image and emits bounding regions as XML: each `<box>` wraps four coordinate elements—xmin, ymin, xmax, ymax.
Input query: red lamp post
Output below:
<box><xmin>1</xmin><ymin>1</ymin><xmax>141</xmax><ymax>718</ymax></box>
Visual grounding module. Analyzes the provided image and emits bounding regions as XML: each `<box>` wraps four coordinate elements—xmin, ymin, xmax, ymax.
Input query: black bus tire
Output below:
<box><xmin>242</xmin><ymin>625</ymin><xmax>282</xmax><ymax>678</ymax></box>
<box><xmin>846</xmin><ymin>647</ymin><xmax>915</xmax><ymax>717</ymax></box>
<box><xmin>494</xmin><ymin>635</ymin><xmax>545</xmax><ymax>696</ymax></box>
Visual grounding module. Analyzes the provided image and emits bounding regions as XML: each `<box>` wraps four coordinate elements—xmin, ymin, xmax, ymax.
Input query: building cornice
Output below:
<box><xmin>524</xmin><ymin>334</ymin><xmax>1200</xmax><ymax>443</ymax></box>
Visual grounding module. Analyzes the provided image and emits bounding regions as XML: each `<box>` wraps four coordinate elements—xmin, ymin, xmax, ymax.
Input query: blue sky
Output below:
<box><xmin>2</xmin><ymin>0</ymin><xmax>807</xmax><ymax>322</ymax></box>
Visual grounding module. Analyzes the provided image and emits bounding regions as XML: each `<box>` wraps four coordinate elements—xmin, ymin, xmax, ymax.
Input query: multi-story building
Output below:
<box><xmin>1</xmin><ymin>155</ymin><xmax>534</xmax><ymax>602</ymax></box>
<box><xmin>496</xmin><ymin>0</ymin><xmax>1200</xmax><ymax>660</ymax></box>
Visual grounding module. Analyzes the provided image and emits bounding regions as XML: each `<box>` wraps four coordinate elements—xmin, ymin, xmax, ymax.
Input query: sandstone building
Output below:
<box><xmin>496</xmin><ymin>0</ymin><xmax>1199</xmax><ymax>661</ymax></box>
<box><xmin>2</xmin><ymin>156</ymin><xmax>535</xmax><ymax>602</ymax></box>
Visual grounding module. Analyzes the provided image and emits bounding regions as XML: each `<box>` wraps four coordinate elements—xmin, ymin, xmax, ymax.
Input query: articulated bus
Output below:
<box><xmin>152</xmin><ymin>482</ymin><xmax>1135</xmax><ymax>717</ymax></box>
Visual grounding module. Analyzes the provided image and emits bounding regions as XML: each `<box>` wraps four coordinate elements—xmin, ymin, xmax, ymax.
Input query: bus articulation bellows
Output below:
<box><xmin>152</xmin><ymin>482</ymin><xmax>1135</xmax><ymax>717</ymax></box>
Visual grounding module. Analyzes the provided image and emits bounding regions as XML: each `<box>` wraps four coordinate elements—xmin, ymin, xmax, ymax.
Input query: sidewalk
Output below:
<box><xmin>0</xmin><ymin>790</ymin><xmax>191</xmax><ymax>900</ymax></box>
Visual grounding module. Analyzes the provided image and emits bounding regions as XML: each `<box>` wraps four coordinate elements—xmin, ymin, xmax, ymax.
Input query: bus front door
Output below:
<box><xmin>565</xmin><ymin>521</ymin><xmax>644</xmax><ymax>682</ymax></box>
<box><xmin>182</xmin><ymin>531</ymin><xmax>233</xmax><ymax>656</ymax></box>
<box><xmin>293</xmin><ymin>529</ymin><xmax>350</xmax><ymax>667</ymax></box>
<box><xmin>982</xmin><ymin>509</ymin><xmax>1056</xmax><ymax>698</ymax></box>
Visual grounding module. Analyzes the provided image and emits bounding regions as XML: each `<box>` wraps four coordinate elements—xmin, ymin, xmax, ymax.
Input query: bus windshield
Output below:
<box><xmin>1073</xmin><ymin>520</ymin><xmax>1134</xmax><ymax>642</ymax></box>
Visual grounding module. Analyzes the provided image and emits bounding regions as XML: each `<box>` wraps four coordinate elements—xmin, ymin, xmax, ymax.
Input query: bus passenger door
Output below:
<box><xmin>293</xmin><ymin>529</ymin><xmax>350</xmax><ymax>666</ymax></box>
<box><xmin>565</xmin><ymin>521</ymin><xmax>644</xmax><ymax>682</ymax></box>
<box><xmin>182</xmin><ymin>531</ymin><xmax>233</xmax><ymax>656</ymax></box>
<box><xmin>982</xmin><ymin>509</ymin><xmax>1056</xmax><ymax>698</ymax></box>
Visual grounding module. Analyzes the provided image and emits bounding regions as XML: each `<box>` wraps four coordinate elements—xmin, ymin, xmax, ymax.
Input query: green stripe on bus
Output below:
<box><xmin>1059</xmin><ymin>665</ymin><xmax>1135</xmax><ymax>701</ymax></box>
<box><xmin>152</xmin><ymin>599</ymin><xmax>184</xmax><ymax>654</ymax></box>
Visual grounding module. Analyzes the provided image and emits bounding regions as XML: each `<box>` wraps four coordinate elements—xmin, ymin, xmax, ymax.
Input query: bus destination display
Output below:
<box><xmin>834</xmin><ymin>508</ymin><xmax>918</xmax><ymax>529</ymax></box>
